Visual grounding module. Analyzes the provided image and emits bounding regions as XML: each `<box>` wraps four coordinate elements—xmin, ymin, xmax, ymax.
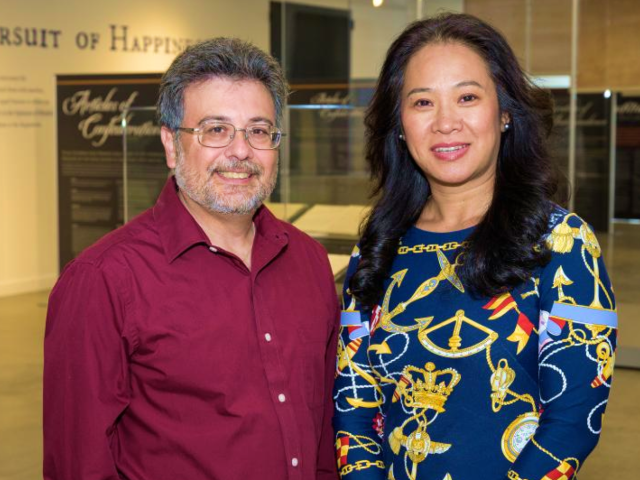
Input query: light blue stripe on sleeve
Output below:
<box><xmin>550</xmin><ymin>302</ymin><xmax>618</xmax><ymax>328</ymax></box>
<box><xmin>340</xmin><ymin>310</ymin><xmax>362</xmax><ymax>326</ymax></box>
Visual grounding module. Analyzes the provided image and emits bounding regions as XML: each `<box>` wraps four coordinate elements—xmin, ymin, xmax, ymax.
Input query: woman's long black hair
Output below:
<box><xmin>350</xmin><ymin>13</ymin><xmax>558</xmax><ymax>308</ymax></box>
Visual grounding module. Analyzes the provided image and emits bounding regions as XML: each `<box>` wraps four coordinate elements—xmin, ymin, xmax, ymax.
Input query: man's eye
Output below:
<box><xmin>205</xmin><ymin>124</ymin><xmax>228</xmax><ymax>134</ymax></box>
<box><xmin>250</xmin><ymin>126</ymin><xmax>270</xmax><ymax>136</ymax></box>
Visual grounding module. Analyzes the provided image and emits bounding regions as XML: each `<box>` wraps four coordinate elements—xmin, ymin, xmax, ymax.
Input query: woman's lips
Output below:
<box><xmin>431</xmin><ymin>143</ymin><xmax>470</xmax><ymax>161</ymax></box>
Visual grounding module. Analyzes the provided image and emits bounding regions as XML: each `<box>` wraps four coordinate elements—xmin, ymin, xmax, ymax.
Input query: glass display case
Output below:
<box><xmin>121</xmin><ymin>106</ymin><xmax>167</xmax><ymax>221</ymax></box>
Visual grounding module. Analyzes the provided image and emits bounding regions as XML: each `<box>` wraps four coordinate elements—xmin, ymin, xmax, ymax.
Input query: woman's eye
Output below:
<box><xmin>414</xmin><ymin>99</ymin><xmax>432</xmax><ymax>107</ymax></box>
<box><xmin>460</xmin><ymin>94</ymin><xmax>478</xmax><ymax>103</ymax></box>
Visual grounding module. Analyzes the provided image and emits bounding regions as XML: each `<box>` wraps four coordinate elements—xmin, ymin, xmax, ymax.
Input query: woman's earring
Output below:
<box><xmin>399</xmin><ymin>133</ymin><xmax>405</xmax><ymax>140</ymax></box>
<box><xmin>503</xmin><ymin>123</ymin><xmax>511</xmax><ymax>132</ymax></box>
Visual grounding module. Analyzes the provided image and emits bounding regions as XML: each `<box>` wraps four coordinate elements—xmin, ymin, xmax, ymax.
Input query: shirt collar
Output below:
<box><xmin>153</xmin><ymin>176</ymin><xmax>289</xmax><ymax>263</ymax></box>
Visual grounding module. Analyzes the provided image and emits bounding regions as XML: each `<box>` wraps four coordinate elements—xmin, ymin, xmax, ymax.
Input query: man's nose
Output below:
<box><xmin>225</xmin><ymin>129</ymin><xmax>253</xmax><ymax>159</ymax></box>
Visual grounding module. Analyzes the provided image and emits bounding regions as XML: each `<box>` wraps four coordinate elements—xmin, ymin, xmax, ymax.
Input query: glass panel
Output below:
<box><xmin>615</xmin><ymin>93</ymin><xmax>640</xmax><ymax>221</ymax></box>
<box><xmin>122</xmin><ymin>107</ymin><xmax>167</xmax><ymax>222</ymax></box>
<box><xmin>278</xmin><ymin>104</ymin><xmax>369</xmax><ymax>280</ymax></box>
<box><xmin>573</xmin><ymin>93</ymin><xmax>612</xmax><ymax>232</ymax></box>
<box><xmin>270</xmin><ymin>0</ymin><xmax>422</xmax><ymax>280</ymax></box>
<box><xmin>549</xmin><ymin>89</ymin><xmax>571</xmax><ymax>205</ymax></box>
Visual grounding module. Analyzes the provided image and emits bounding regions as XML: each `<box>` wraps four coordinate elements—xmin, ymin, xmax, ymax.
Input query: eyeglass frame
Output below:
<box><xmin>176</xmin><ymin>121</ymin><xmax>287</xmax><ymax>150</ymax></box>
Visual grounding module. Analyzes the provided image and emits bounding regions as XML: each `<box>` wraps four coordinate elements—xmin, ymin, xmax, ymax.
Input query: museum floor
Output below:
<box><xmin>1</xmin><ymin>224</ymin><xmax>640</xmax><ymax>479</ymax></box>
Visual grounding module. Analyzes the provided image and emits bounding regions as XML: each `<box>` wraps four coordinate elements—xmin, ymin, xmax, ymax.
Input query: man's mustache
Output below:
<box><xmin>207</xmin><ymin>160</ymin><xmax>264</xmax><ymax>176</ymax></box>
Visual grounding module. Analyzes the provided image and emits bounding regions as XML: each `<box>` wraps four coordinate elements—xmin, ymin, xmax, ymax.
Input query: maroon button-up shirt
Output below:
<box><xmin>44</xmin><ymin>177</ymin><xmax>340</xmax><ymax>480</ymax></box>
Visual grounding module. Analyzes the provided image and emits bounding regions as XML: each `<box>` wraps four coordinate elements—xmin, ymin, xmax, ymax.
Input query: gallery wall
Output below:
<box><xmin>0</xmin><ymin>0</ymin><xmax>271</xmax><ymax>296</ymax></box>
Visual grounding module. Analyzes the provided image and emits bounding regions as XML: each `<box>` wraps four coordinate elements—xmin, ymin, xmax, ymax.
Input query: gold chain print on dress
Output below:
<box><xmin>446</xmin><ymin>284</ymin><xmax>542</xmax><ymax>466</ymax></box>
<box><xmin>546</xmin><ymin>214</ymin><xmax>616</xmax><ymax>387</ymax></box>
<box><xmin>485</xmin><ymin>349</ymin><xmax>539</xmax><ymax>462</ymax></box>
<box><xmin>547</xmin><ymin>213</ymin><xmax>614</xmax><ymax>313</ymax></box>
<box><xmin>385</xmin><ymin>241</ymin><xmax>543</xmax><ymax>469</ymax></box>
<box><xmin>398</xmin><ymin>241</ymin><xmax>469</xmax><ymax>255</ymax></box>
<box><xmin>546</xmin><ymin>249</ymin><xmax>615</xmax><ymax>389</ymax></box>
<box><xmin>388</xmin><ymin>362</ymin><xmax>460</xmax><ymax>480</ymax></box>
<box><xmin>335</xmin><ymin>210</ymin><xmax>618</xmax><ymax>480</ymax></box>
<box><xmin>335</xmin><ymin>431</ymin><xmax>384</xmax><ymax>476</ymax></box>
<box><xmin>481</xmin><ymin>291</ymin><xmax>540</xmax><ymax>463</ymax></box>
<box><xmin>507</xmin><ymin>470</ymin><xmax>530</xmax><ymax>480</ymax></box>
<box><xmin>513</xmin><ymin>212</ymin><xmax>615</xmax><ymax>477</ymax></box>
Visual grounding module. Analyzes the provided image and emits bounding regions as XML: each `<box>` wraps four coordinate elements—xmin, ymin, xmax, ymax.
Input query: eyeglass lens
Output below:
<box><xmin>200</xmin><ymin>122</ymin><xmax>281</xmax><ymax>149</ymax></box>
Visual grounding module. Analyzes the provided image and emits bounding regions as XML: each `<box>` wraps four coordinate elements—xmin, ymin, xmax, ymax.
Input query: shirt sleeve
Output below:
<box><xmin>43</xmin><ymin>259</ymin><xmax>133</xmax><ymax>480</ymax></box>
<box><xmin>508</xmin><ymin>213</ymin><xmax>618</xmax><ymax>480</ymax></box>
<box><xmin>333</xmin><ymin>246</ymin><xmax>386</xmax><ymax>479</ymax></box>
<box><xmin>316</xmin><ymin>248</ymin><xmax>342</xmax><ymax>480</ymax></box>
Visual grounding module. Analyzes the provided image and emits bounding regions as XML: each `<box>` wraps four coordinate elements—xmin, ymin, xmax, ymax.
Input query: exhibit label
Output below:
<box><xmin>56</xmin><ymin>74</ymin><xmax>164</xmax><ymax>268</ymax></box>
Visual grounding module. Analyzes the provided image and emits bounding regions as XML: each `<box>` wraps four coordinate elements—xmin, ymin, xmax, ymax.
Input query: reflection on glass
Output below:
<box><xmin>122</xmin><ymin>107</ymin><xmax>167</xmax><ymax>221</ymax></box>
<box><xmin>573</xmin><ymin>94</ymin><xmax>611</xmax><ymax>232</ymax></box>
<box><xmin>615</xmin><ymin>94</ymin><xmax>640</xmax><ymax>221</ymax></box>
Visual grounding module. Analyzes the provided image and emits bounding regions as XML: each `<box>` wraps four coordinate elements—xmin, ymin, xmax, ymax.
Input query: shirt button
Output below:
<box><xmin>209</xmin><ymin>246</ymin><xmax>218</xmax><ymax>253</ymax></box>
<box><xmin>265</xmin><ymin>333</ymin><xmax>272</xmax><ymax>342</ymax></box>
<box><xmin>291</xmin><ymin>458</ymin><xmax>299</xmax><ymax>467</ymax></box>
<box><xmin>278</xmin><ymin>393</ymin><xmax>286</xmax><ymax>403</ymax></box>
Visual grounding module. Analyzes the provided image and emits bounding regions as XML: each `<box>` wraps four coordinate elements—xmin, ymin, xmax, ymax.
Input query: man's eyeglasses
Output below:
<box><xmin>177</xmin><ymin>121</ymin><xmax>286</xmax><ymax>150</ymax></box>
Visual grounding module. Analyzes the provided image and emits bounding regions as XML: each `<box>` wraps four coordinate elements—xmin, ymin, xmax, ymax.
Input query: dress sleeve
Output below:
<box><xmin>333</xmin><ymin>247</ymin><xmax>386</xmax><ymax>479</ymax></box>
<box><xmin>43</xmin><ymin>260</ymin><xmax>133</xmax><ymax>480</ymax></box>
<box><xmin>508</xmin><ymin>213</ymin><xmax>618</xmax><ymax>480</ymax></box>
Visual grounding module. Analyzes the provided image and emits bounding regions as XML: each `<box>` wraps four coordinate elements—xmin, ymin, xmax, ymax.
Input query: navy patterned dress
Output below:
<box><xmin>334</xmin><ymin>207</ymin><xmax>617</xmax><ymax>480</ymax></box>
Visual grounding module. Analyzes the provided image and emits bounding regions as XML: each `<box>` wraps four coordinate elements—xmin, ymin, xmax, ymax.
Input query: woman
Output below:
<box><xmin>334</xmin><ymin>13</ymin><xmax>617</xmax><ymax>480</ymax></box>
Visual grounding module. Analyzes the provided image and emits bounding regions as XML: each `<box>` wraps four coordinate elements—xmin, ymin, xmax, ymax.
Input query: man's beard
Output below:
<box><xmin>173</xmin><ymin>139</ymin><xmax>278</xmax><ymax>215</ymax></box>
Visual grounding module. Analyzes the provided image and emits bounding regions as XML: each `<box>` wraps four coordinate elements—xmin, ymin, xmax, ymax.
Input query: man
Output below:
<box><xmin>44</xmin><ymin>38</ymin><xmax>340</xmax><ymax>480</ymax></box>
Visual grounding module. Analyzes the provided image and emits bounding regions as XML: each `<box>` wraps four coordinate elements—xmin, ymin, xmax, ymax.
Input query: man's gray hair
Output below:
<box><xmin>157</xmin><ymin>38</ymin><xmax>288</xmax><ymax>129</ymax></box>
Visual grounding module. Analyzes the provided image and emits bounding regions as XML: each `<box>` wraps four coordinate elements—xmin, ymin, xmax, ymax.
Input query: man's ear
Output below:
<box><xmin>161</xmin><ymin>126</ymin><xmax>178</xmax><ymax>169</ymax></box>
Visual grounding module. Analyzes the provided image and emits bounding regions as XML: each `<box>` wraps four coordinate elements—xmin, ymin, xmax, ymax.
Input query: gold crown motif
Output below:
<box><xmin>410</xmin><ymin>362</ymin><xmax>460</xmax><ymax>413</ymax></box>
